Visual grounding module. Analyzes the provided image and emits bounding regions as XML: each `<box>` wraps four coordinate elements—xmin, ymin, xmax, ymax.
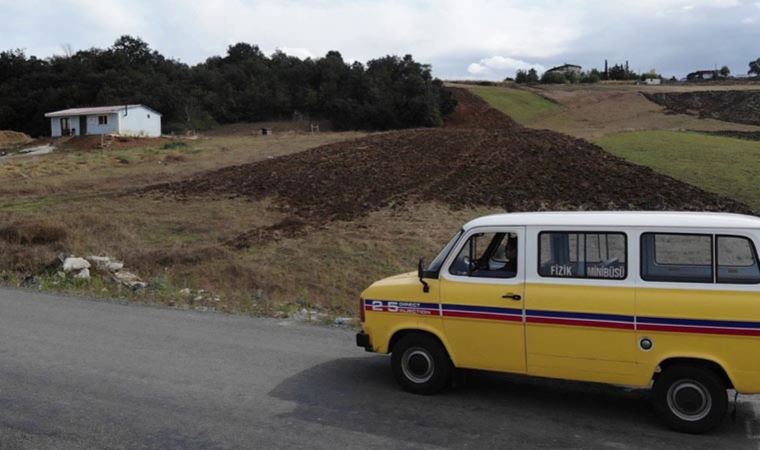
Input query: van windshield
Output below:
<box><xmin>426</xmin><ymin>230</ymin><xmax>463</xmax><ymax>275</ymax></box>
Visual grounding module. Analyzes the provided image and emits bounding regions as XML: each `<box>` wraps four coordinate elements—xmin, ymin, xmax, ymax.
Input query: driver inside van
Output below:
<box><xmin>450</xmin><ymin>233</ymin><xmax>518</xmax><ymax>278</ymax></box>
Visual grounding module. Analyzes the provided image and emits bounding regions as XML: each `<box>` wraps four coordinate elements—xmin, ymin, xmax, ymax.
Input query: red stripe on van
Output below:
<box><xmin>638</xmin><ymin>324</ymin><xmax>760</xmax><ymax>337</ymax></box>
<box><xmin>527</xmin><ymin>316</ymin><xmax>635</xmax><ymax>330</ymax></box>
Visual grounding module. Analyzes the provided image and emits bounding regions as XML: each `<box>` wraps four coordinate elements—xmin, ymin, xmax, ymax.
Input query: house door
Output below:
<box><xmin>79</xmin><ymin>116</ymin><xmax>87</xmax><ymax>135</ymax></box>
<box><xmin>60</xmin><ymin>118</ymin><xmax>70</xmax><ymax>136</ymax></box>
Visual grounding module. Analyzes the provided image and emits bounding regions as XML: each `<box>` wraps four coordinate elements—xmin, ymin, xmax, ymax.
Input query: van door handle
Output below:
<box><xmin>502</xmin><ymin>293</ymin><xmax>522</xmax><ymax>301</ymax></box>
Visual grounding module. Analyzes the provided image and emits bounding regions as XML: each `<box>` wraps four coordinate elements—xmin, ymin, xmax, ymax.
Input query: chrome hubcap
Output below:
<box><xmin>401</xmin><ymin>347</ymin><xmax>434</xmax><ymax>384</ymax></box>
<box><xmin>667</xmin><ymin>380</ymin><xmax>712</xmax><ymax>422</ymax></box>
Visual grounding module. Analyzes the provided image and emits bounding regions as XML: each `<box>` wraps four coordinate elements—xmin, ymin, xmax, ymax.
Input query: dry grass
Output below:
<box><xmin>0</xmin><ymin>131</ymin><xmax>364</xmax><ymax>203</ymax></box>
<box><xmin>0</xmin><ymin>129</ymin><xmax>498</xmax><ymax>318</ymax></box>
<box><xmin>0</xmin><ymin>185</ymin><xmax>494</xmax><ymax>316</ymax></box>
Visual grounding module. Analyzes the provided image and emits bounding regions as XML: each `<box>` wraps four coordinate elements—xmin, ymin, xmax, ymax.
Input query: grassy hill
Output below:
<box><xmin>597</xmin><ymin>131</ymin><xmax>760</xmax><ymax>211</ymax></box>
<box><xmin>463</xmin><ymin>85</ymin><xmax>559</xmax><ymax>124</ymax></box>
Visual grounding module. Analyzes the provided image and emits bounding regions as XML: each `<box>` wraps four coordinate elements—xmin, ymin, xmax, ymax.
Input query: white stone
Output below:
<box><xmin>74</xmin><ymin>268</ymin><xmax>90</xmax><ymax>279</ymax></box>
<box><xmin>179</xmin><ymin>288</ymin><xmax>192</xmax><ymax>296</ymax></box>
<box><xmin>63</xmin><ymin>257</ymin><xmax>91</xmax><ymax>272</ymax></box>
<box><xmin>105</xmin><ymin>261</ymin><xmax>124</xmax><ymax>272</ymax></box>
<box><xmin>87</xmin><ymin>256</ymin><xmax>124</xmax><ymax>273</ymax></box>
<box><xmin>112</xmin><ymin>270</ymin><xmax>146</xmax><ymax>290</ymax></box>
<box><xmin>88</xmin><ymin>256</ymin><xmax>110</xmax><ymax>264</ymax></box>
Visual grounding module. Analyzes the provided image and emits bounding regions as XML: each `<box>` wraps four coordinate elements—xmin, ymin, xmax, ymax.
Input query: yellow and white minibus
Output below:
<box><xmin>356</xmin><ymin>212</ymin><xmax>760</xmax><ymax>433</ymax></box>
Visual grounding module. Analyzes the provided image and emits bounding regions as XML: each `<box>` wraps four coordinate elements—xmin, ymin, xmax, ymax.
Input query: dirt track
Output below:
<box><xmin>147</xmin><ymin>88</ymin><xmax>751</xmax><ymax>238</ymax></box>
<box><xmin>644</xmin><ymin>91</ymin><xmax>760</xmax><ymax>126</ymax></box>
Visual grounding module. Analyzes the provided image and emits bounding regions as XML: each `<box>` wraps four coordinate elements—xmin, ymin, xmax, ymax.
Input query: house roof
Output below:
<box><xmin>547</xmin><ymin>64</ymin><xmax>582</xmax><ymax>72</ymax></box>
<box><xmin>44</xmin><ymin>104</ymin><xmax>161</xmax><ymax>118</ymax></box>
<box><xmin>463</xmin><ymin>211</ymin><xmax>760</xmax><ymax>231</ymax></box>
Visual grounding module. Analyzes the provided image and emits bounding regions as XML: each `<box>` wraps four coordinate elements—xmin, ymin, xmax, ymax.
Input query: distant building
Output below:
<box><xmin>44</xmin><ymin>105</ymin><xmax>162</xmax><ymax>138</ymax></box>
<box><xmin>686</xmin><ymin>70</ymin><xmax>719</xmax><ymax>81</ymax></box>
<box><xmin>546</xmin><ymin>64</ymin><xmax>582</xmax><ymax>76</ymax></box>
<box><xmin>643</xmin><ymin>78</ymin><xmax>662</xmax><ymax>85</ymax></box>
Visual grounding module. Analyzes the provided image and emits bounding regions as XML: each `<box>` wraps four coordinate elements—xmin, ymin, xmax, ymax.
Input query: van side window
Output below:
<box><xmin>538</xmin><ymin>232</ymin><xmax>626</xmax><ymax>279</ymax></box>
<box><xmin>717</xmin><ymin>236</ymin><xmax>760</xmax><ymax>284</ymax></box>
<box><xmin>640</xmin><ymin>233</ymin><xmax>713</xmax><ymax>283</ymax></box>
<box><xmin>449</xmin><ymin>232</ymin><xmax>517</xmax><ymax>279</ymax></box>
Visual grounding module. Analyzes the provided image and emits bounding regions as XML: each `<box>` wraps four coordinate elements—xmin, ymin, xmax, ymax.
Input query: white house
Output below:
<box><xmin>44</xmin><ymin>105</ymin><xmax>162</xmax><ymax>138</ymax></box>
<box><xmin>546</xmin><ymin>64</ymin><xmax>582</xmax><ymax>76</ymax></box>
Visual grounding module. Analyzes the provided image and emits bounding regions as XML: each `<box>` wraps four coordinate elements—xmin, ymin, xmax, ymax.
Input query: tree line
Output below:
<box><xmin>513</xmin><ymin>61</ymin><xmax>652</xmax><ymax>85</ymax></box>
<box><xmin>0</xmin><ymin>36</ymin><xmax>457</xmax><ymax>136</ymax></box>
<box><xmin>514</xmin><ymin>57</ymin><xmax>760</xmax><ymax>85</ymax></box>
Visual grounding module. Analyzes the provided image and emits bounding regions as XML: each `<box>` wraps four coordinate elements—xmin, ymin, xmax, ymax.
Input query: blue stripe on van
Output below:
<box><xmin>638</xmin><ymin>316</ymin><xmax>760</xmax><ymax>330</ymax></box>
<box><xmin>442</xmin><ymin>304</ymin><xmax>522</xmax><ymax>316</ymax></box>
<box><xmin>526</xmin><ymin>309</ymin><xmax>633</xmax><ymax>323</ymax></box>
<box><xmin>362</xmin><ymin>299</ymin><xmax>760</xmax><ymax>335</ymax></box>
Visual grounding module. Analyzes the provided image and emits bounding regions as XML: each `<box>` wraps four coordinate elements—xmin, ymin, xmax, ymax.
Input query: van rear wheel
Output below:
<box><xmin>391</xmin><ymin>333</ymin><xmax>452</xmax><ymax>395</ymax></box>
<box><xmin>652</xmin><ymin>364</ymin><xmax>728</xmax><ymax>434</ymax></box>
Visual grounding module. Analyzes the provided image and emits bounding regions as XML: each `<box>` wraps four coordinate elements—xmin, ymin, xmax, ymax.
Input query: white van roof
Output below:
<box><xmin>463</xmin><ymin>211</ymin><xmax>760</xmax><ymax>231</ymax></box>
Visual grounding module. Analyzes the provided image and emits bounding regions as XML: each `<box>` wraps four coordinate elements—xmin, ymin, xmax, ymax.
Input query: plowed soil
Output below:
<box><xmin>148</xmin><ymin>87</ymin><xmax>752</xmax><ymax>237</ymax></box>
<box><xmin>644</xmin><ymin>91</ymin><xmax>760</xmax><ymax>126</ymax></box>
<box><xmin>443</xmin><ymin>88</ymin><xmax>519</xmax><ymax>129</ymax></box>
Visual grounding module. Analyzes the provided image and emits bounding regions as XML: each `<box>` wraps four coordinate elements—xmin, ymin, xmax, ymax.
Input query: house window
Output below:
<box><xmin>98</xmin><ymin>115</ymin><xmax>108</xmax><ymax>125</ymax></box>
<box><xmin>538</xmin><ymin>232</ymin><xmax>626</xmax><ymax>280</ymax></box>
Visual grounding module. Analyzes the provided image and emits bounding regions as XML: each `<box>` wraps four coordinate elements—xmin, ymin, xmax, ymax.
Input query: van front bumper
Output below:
<box><xmin>355</xmin><ymin>331</ymin><xmax>372</xmax><ymax>352</ymax></box>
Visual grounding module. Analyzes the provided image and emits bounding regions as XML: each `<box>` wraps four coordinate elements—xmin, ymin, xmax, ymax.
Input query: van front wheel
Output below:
<box><xmin>652</xmin><ymin>365</ymin><xmax>728</xmax><ymax>434</ymax></box>
<box><xmin>391</xmin><ymin>333</ymin><xmax>452</xmax><ymax>395</ymax></box>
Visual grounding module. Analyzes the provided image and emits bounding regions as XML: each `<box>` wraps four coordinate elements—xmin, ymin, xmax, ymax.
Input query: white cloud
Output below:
<box><xmin>0</xmin><ymin>0</ymin><xmax>759</xmax><ymax>79</ymax></box>
<box><xmin>467</xmin><ymin>56</ymin><xmax>546</xmax><ymax>78</ymax></box>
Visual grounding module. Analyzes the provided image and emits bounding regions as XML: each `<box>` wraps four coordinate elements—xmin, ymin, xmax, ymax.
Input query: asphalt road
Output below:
<box><xmin>1</xmin><ymin>288</ymin><xmax>759</xmax><ymax>449</ymax></box>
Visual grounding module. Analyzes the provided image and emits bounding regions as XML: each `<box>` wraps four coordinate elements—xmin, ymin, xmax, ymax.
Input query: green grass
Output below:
<box><xmin>467</xmin><ymin>85</ymin><xmax>560</xmax><ymax>124</ymax></box>
<box><xmin>596</xmin><ymin>131</ymin><xmax>760</xmax><ymax>211</ymax></box>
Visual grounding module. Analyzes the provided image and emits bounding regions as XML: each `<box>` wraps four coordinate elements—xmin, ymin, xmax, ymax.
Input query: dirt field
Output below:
<box><xmin>644</xmin><ymin>90</ymin><xmax>760</xmax><ymax>126</ymax></box>
<box><xmin>151</xmin><ymin>88</ymin><xmax>749</xmax><ymax>231</ymax></box>
<box><xmin>474</xmin><ymin>83</ymin><xmax>760</xmax><ymax>139</ymax></box>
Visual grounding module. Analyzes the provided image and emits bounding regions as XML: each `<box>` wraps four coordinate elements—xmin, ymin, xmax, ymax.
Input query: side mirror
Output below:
<box><xmin>417</xmin><ymin>258</ymin><xmax>430</xmax><ymax>293</ymax></box>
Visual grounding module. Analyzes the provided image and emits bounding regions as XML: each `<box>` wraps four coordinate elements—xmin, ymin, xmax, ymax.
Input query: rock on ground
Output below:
<box><xmin>63</xmin><ymin>257</ymin><xmax>91</xmax><ymax>272</ymax></box>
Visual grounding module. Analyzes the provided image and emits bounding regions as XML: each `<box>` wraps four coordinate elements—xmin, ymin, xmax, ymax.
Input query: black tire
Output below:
<box><xmin>652</xmin><ymin>364</ymin><xmax>728</xmax><ymax>434</ymax></box>
<box><xmin>391</xmin><ymin>333</ymin><xmax>452</xmax><ymax>395</ymax></box>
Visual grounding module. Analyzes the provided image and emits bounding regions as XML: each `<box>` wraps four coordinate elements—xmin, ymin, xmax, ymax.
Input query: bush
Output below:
<box><xmin>162</xmin><ymin>141</ymin><xmax>188</xmax><ymax>150</ymax></box>
<box><xmin>541</xmin><ymin>71</ymin><xmax>567</xmax><ymax>84</ymax></box>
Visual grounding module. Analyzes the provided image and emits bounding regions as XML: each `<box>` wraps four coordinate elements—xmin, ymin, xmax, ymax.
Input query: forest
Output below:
<box><xmin>0</xmin><ymin>36</ymin><xmax>457</xmax><ymax>136</ymax></box>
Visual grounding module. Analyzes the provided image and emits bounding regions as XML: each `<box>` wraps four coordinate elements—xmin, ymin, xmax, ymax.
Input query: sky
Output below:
<box><xmin>1</xmin><ymin>0</ymin><xmax>759</xmax><ymax>80</ymax></box>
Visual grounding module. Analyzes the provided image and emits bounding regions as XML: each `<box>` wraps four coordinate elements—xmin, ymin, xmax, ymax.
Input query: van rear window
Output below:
<box><xmin>538</xmin><ymin>232</ymin><xmax>626</xmax><ymax>280</ymax></box>
<box><xmin>641</xmin><ymin>233</ymin><xmax>713</xmax><ymax>283</ymax></box>
<box><xmin>717</xmin><ymin>235</ymin><xmax>760</xmax><ymax>284</ymax></box>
